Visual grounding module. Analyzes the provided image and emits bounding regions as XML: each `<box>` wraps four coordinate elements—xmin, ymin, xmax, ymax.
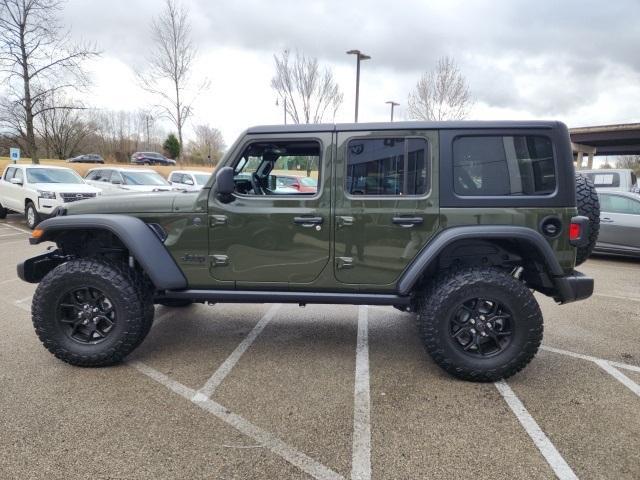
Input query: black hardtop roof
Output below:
<box><xmin>246</xmin><ymin>120</ymin><xmax>565</xmax><ymax>135</ymax></box>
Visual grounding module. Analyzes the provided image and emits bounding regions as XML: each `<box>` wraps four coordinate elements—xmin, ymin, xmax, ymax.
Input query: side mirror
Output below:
<box><xmin>215</xmin><ymin>166</ymin><xmax>235</xmax><ymax>203</ymax></box>
<box><xmin>10</xmin><ymin>177</ymin><xmax>22</xmax><ymax>185</ymax></box>
<box><xmin>184</xmin><ymin>178</ymin><xmax>194</xmax><ymax>186</ymax></box>
<box><xmin>111</xmin><ymin>178</ymin><xmax>123</xmax><ymax>185</ymax></box>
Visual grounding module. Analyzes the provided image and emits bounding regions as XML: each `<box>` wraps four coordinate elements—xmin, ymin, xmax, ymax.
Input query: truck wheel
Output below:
<box><xmin>0</xmin><ymin>202</ymin><xmax>7</xmax><ymax>219</ymax></box>
<box><xmin>32</xmin><ymin>258</ymin><xmax>153</xmax><ymax>367</ymax></box>
<box><xmin>25</xmin><ymin>201</ymin><xmax>40</xmax><ymax>229</ymax></box>
<box><xmin>575</xmin><ymin>173</ymin><xmax>600</xmax><ymax>266</ymax></box>
<box><xmin>417</xmin><ymin>267</ymin><xmax>543</xmax><ymax>382</ymax></box>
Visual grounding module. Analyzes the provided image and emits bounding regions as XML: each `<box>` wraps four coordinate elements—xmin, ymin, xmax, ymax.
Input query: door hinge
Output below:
<box><xmin>337</xmin><ymin>256</ymin><xmax>354</xmax><ymax>270</ymax></box>
<box><xmin>210</xmin><ymin>215</ymin><xmax>228</xmax><ymax>226</ymax></box>
<box><xmin>210</xmin><ymin>254</ymin><xmax>229</xmax><ymax>267</ymax></box>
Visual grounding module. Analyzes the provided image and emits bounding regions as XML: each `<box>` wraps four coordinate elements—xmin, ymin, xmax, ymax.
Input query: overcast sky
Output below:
<box><xmin>61</xmin><ymin>0</ymin><xmax>640</xmax><ymax>148</ymax></box>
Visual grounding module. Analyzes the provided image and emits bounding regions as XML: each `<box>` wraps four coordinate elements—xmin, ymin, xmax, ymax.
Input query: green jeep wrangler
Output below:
<box><xmin>18</xmin><ymin>121</ymin><xmax>599</xmax><ymax>382</ymax></box>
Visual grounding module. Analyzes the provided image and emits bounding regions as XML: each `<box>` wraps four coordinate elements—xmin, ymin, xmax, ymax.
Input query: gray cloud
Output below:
<box><xmin>61</xmin><ymin>0</ymin><xmax>640</xmax><ymax>119</ymax></box>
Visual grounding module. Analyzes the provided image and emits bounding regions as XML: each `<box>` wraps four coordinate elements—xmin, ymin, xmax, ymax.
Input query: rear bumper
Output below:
<box><xmin>554</xmin><ymin>270</ymin><xmax>593</xmax><ymax>304</ymax></box>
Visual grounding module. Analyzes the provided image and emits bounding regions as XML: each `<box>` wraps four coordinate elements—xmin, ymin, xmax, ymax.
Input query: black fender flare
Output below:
<box><xmin>26</xmin><ymin>214</ymin><xmax>187</xmax><ymax>290</ymax></box>
<box><xmin>397</xmin><ymin>225</ymin><xmax>565</xmax><ymax>296</ymax></box>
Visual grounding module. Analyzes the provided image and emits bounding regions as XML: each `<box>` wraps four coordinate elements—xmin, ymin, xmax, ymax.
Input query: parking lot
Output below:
<box><xmin>0</xmin><ymin>213</ymin><xmax>638</xmax><ymax>480</ymax></box>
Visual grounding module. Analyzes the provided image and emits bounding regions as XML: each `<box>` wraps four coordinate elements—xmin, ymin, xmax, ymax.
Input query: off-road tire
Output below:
<box><xmin>575</xmin><ymin>173</ymin><xmax>600</xmax><ymax>266</ymax></box>
<box><xmin>32</xmin><ymin>258</ymin><xmax>153</xmax><ymax>367</ymax></box>
<box><xmin>0</xmin><ymin>202</ymin><xmax>7</xmax><ymax>219</ymax></box>
<box><xmin>417</xmin><ymin>267</ymin><xmax>543</xmax><ymax>382</ymax></box>
<box><xmin>157</xmin><ymin>299</ymin><xmax>193</xmax><ymax>308</ymax></box>
<box><xmin>25</xmin><ymin>201</ymin><xmax>40</xmax><ymax>229</ymax></box>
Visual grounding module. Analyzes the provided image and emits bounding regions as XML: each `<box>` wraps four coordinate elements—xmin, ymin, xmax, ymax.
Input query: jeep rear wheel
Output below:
<box><xmin>575</xmin><ymin>173</ymin><xmax>600</xmax><ymax>266</ymax></box>
<box><xmin>417</xmin><ymin>267</ymin><xmax>543</xmax><ymax>382</ymax></box>
<box><xmin>32</xmin><ymin>258</ymin><xmax>153</xmax><ymax>367</ymax></box>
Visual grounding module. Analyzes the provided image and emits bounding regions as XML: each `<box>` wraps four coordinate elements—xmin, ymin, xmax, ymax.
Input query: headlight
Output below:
<box><xmin>37</xmin><ymin>190</ymin><xmax>56</xmax><ymax>199</ymax></box>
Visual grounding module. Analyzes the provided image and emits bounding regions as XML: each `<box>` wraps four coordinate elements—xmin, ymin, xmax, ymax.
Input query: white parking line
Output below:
<box><xmin>0</xmin><ymin>223</ymin><xmax>31</xmax><ymax>234</ymax></box>
<box><xmin>13</xmin><ymin>295</ymin><xmax>32</xmax><ymax>312</ymax></box>
<box><xmin>593</xmin><ymin>293</ymin><xmax>640</xmax><ymax>303</ymax></box>
<box><xmin>131</xmin><ymin>361</ymin><xmax>344</xmax><ymax>480</ymax></box>
<box><xmin>495</xmin><ymin>380</ymin><xmax>578</xmax><ymax>480</ymax></box>
<box><xmin>593</xmin><ymin>360</ymin><xmax>640</xmax><ymax>398</ymax></box>
<box><xmin>351</xmin><ymin>306</ymin><xmax>371</xmax><ymax>480</ymax></box>
<box><xmin>541</xmin><ymin>345</ymin><xmax>640</xmax><ymax>373</ymax></box>
<box><xmin>0</xmin><ymin>232</ymin><xmax>26</xmax><ymax>238</ymax></box>
<box><xmin>193</xmin><ymin>304</ymin><xmax>281</xmax><ymax>401</ymax></box>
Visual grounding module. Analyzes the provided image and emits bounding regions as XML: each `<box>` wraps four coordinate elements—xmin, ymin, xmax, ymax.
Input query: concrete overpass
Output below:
<box><xmin>570</xmin><ymin>123</ymin><xmax>640</xmax><ymax>169</ymax></box>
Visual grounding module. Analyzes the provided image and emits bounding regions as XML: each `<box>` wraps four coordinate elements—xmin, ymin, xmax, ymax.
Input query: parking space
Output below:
<box><xmin>0</xmin><ymin>213</ymin><xmax>638</xmax><ymax>479</ymax></box>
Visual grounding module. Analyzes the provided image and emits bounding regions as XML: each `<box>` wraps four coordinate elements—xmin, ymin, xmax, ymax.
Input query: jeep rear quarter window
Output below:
<box><xmin>453</xmin><ymin>135</ymin><xmax>556</xmax><ymax>196</ymax></box>
<box><xmin>345</xmin><ymin>137</ymin><xmax>429</xmax><ymax>196</ymax></box>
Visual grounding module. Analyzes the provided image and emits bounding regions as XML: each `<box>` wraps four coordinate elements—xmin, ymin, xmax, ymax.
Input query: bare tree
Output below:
<box><xmin>271</xmin><ymin>50</ymin><xmax>343</xmax><ymax>124</ymax></box>
<box><xmin>615</xmin><ymin>155</ymin><xmax>640</xmax><ymax>174</ymax></box>
<box><xmin>138</xmin><ymin>0</ymin><xmax>206</xmax><ymax>163</ymax></box>
<box><xmin>0</xmin><ymin>0</ymin><xmax>99</xmax><ymax>163</ymax></box>
<box><xmin>187</xmin><ymin>124</ymin><xmax>225</xmax><ymax>165</ymax></box>
<box><xmin>35</xmin><ymin>93</ymin><xmax>95</xmax><ymax>159</ymax></box>
<box><xmin>407</xmin><ymin>56</ymin><xmax>473</xmax><ymax>121</ymax></box>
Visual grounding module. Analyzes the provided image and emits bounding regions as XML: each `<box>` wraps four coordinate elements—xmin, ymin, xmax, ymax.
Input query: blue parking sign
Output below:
<box><xmin>9</xmin><ymin>147</ymin><xmax>20</xmax><ymax>162</ymax></box>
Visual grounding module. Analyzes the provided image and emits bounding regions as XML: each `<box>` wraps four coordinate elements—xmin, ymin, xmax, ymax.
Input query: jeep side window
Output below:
<box><xmin>345</xmin><ymin>137</ymin><xmax>428</xmax><ymax>196</ymax></box>
<box><xmin>232</xmin><ymin>140</ymin><xmax>321</xmax><ymax>196</ymax></box>
<box><xmin>453</xmin><ymin>135</ymin><xmax>556</xmax><ymax>196</ymax></box>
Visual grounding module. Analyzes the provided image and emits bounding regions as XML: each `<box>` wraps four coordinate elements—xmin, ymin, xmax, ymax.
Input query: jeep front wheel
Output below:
<box><xmin>32</xmin><ymin>258</ymin><xmax>153</xmax><ymax>367</ymax></box>
<box><xmin>417</xmin><ymin>267</ymin><xmax>543</xmax><ymax>382</ymax></box>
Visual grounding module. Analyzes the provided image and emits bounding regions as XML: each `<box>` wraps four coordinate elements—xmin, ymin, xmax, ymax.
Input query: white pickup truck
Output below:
<box><xmin>0</xmin><ymin>164</ymin><xmax>102</xmax><ymax>228</ymax></box>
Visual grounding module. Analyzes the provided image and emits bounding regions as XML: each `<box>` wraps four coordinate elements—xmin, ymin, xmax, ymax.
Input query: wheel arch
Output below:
<box><xmin>27</xmin><ymin>214</ymin><xmax>187</xmax><ymax>290</ymax></box>
<box><xmin>397</xmin><ymin>226</ymin><xmax>565</xmax><ymax>296</ymax></box>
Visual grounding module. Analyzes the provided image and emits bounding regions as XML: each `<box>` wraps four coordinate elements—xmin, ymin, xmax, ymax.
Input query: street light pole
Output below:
<box><xmin>347</xmin><ymin>49</ymin><xmax>371</xmax><ymax>123</ymax></box>
<box><xmin>385</xmin><ymin>101</ymin><xmax>399</xmax><ymax>122</ymax></box>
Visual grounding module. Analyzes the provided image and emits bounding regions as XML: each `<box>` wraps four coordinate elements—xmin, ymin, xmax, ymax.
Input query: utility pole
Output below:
<box><xmin>346</xmin><ymin>50</ymin><xmax>371</xmax><ymax>122</ymax></box>
<box><xmin>385</xmin><ymin>101</ymin><xmax>399</xmax><ymax>121</ymax></box>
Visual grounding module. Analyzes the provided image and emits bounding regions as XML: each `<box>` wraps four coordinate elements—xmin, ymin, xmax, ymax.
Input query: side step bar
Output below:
<box><xmin>158</xmin><ymin>290</ymin><xmax>412</xmax><ymax>306</ymax></box>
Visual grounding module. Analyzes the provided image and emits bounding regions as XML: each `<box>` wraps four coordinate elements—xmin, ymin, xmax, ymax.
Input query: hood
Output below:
<box><xmin>64</xmin><ymin>191</ymin><xmax>198</xmax><ymax>215</ymax></box>
<box><xmin>33</xmin><ymin>183</ymin><xmax>101</xmax><ymax>194</ymax></box>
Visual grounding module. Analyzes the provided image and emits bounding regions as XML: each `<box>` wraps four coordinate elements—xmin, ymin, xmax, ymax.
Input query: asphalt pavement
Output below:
<box><xmin>0</xmin><ymin>213</ymin><xmax>638</xmax><ymax>480</ymax></box>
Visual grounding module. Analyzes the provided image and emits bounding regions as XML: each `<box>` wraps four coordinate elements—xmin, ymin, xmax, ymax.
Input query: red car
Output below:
<box><xmin>275</xmin><ymin>175</ymin><xmax>318</xmax><ymax>193</ymax></box>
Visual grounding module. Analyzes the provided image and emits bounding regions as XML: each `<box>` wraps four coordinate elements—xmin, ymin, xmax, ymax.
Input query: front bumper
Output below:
<box><xmin>554</xmin><ymin>270</ymin><xmax>593</xmax><ymax>304</ymax></box>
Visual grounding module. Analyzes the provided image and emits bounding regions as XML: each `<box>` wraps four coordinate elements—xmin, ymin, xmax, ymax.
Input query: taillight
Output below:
<box><xmin>569</xmin><ymin>223</ymin><xmax>581</xmax><ymax>240</ymax></box>
<box><xmin>569</xmin><ymin>223</ymin><xmax>581</xmax><ymax>241</ymax></box>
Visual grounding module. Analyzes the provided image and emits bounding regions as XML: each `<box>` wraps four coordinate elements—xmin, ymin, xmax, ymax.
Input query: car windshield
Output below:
<box><xmin>299</xmin><ymin>177</ymin><xmax>317</xmax><ymax>187</ymax></box>
<box><xmin>194</xmin><ymin>173</ymin><xmax>211</xmax><ymax>185</ymax></box>
<box><xmin>26</xmin><ymin>168</ymin><xmax>84</xmax><ymax>184</ymax></box>
<box><xmin>121</xmin><ymin>171</ymin><xmax>170</xmax><ymax>186</ymax></box>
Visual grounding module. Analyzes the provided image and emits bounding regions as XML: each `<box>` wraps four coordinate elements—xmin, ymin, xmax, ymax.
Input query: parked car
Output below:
<box><xmin>594</xmin><ymin>191</ymin><xmax>640</xmax><ymax>257</ymax></box>
<box><xmin>0</xmin><ymin>165</ymin><xmax>101</xmax><ymax>228</ymax></box>
<box><xmin>130</xmin><ymin>152</ymin><xmax>176</xmax><ymax>166</ymax></box>
<box><xmin>168</xmin><ymin>170</ymin><xmax>212</xmax><ymax>192</ymax></box>
<box><xmin>274</xmin><ymin>175</ymin><xmax>318</xmax><ymax>193</ymax></box>
<box><xmin>66</xmin><ymin>154</ymin><xmax>105</xmax><ymax>164</ymax></box>
<box><xmin>85</xmin><ymin>167</ymin><xmax>176</xmax><ymax>195</ymax></box>
<box><xmin>580</xmin><ymin>168</ymin><xmax>639</xmax><ymax>193</ymax></box>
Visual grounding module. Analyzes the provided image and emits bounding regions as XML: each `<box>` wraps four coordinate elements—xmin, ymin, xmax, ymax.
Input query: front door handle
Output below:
<box><xmin>293</xmin><ymin>216</ymin><xmax>324</xmax><ymax>228</ymax></box>
<box><xmin>601</xmin><ymin>217</ymin><xmax>614</xmax><ymax>223</ymax></box>
<box><xmin>392</xmin><ymin>216</ymin><xmax>424</xmax><ymax>228</ymax></box>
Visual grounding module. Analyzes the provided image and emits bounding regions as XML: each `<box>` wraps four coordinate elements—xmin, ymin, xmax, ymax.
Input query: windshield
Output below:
<box><xmin>26</xmin><ymin>168</ymin><xmax>84</xmax><ymax>184</ymax></box>
<box><xmin>194</xmin><ymin>173</ymin><xmax>211</xmax><ymax>185</ymax></box>
<box><xmin>122</xmin><ymin>171</ymin><xmax>170</xmax><ymax>186</ymax></box>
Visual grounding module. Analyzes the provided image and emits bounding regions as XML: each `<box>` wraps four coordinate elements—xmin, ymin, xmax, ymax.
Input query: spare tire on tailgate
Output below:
<box><xmin>575</xmin><ymin>173</ymin><xmax>600</xmax><ymax>266</ymax></box>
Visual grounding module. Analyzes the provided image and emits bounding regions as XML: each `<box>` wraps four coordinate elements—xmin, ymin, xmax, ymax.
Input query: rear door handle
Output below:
<box><xmin>392</xmin><ymin>216</ymin><xmax>424</xmax><ymax>227</ymax></box>
<box><xmin>601</xmin><ymin>217</ymin><xmax>614</xmax><ymax>223</ymax></box>
<box><xmin>293</xmin><ymin>216</ymin><xmax>324</xmax><ymax>227</ymax></box>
